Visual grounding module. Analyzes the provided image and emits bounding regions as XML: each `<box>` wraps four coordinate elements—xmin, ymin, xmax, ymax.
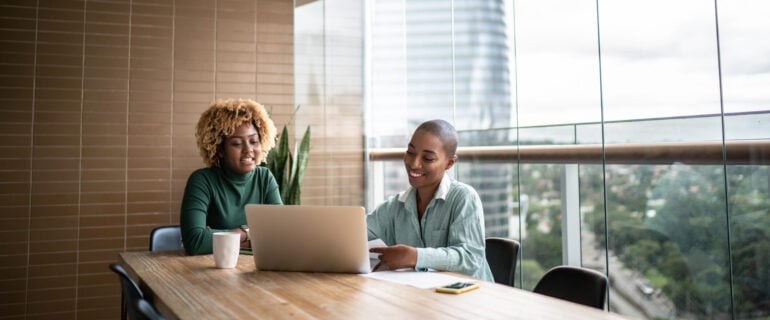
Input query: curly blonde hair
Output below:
<box><xmin>195</xmin><ymin>98</ymin><xmax>277</xmax><ymax>167</ymax></box>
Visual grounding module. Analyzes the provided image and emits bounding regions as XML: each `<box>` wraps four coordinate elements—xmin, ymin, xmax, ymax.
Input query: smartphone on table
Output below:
<box><xmin>435</xmin><ymin>282</ymin><xmax>480</xmax><ymax>294</ymax></box>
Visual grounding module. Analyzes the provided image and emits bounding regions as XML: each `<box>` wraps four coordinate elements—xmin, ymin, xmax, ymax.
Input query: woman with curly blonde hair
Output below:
<box><xmin>180</xmin><ymin>98</ymin><xmax>282</xmax><ymax>255</ymax></box>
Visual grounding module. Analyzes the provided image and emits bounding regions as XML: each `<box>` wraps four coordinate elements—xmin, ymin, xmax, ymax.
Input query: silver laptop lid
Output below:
<box><xmin>245</xmin><ymin>204</ymin><xmax>371</xmax><ymax>274</ymax></box>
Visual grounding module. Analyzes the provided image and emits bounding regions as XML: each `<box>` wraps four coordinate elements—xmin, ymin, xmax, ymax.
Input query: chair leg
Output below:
<box><xmin>121</xmin><ymin>292</ymin><xmax>127</xmax><ymax>320</ymax></box>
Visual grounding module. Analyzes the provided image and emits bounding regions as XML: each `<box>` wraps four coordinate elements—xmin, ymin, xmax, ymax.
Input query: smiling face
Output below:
<box><xmin>403</xmin><ymin>129</ymin><xmax>456</xmax><ymax>195</ymax></box>
<box><xmin>219</xmin><ymin>122</ymin><xmax>261</xmax><ymax>175</ymax></box>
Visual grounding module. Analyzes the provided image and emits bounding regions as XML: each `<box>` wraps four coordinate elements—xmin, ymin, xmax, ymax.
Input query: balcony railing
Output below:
<box><xmin>368</xmin><ymin>140</ymin><xmax>770</xmax><ymax>165</ymax></box>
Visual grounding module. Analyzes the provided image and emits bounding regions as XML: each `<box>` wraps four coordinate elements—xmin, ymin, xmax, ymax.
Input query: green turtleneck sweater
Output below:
<box><xmin>180</xmin><ymin>166</ymin><xmax>282</xmax><ymax>255</ymax></box>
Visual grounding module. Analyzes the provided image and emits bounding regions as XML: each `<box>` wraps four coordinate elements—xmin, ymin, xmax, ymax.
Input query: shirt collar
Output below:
<box><xmin>398</xmin><ymin>173</ymin><xmax>451</xmax><ymax>203</ymax></box>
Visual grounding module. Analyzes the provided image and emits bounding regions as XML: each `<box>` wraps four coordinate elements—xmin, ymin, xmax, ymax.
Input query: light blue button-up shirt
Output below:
<box><xmin>366</xmin><ymin>174</ymin><xmax>494</xmax><ymax>281</ymax></box>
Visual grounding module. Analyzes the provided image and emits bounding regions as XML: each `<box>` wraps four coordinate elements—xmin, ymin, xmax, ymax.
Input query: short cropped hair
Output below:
<box><xmin>415</xmin><ymin>119</ymin><xmax>458</xmax><ymax>157</ymax></box>
<box><xmin>195</xmin><ymin>98</ymin><xmax>277</xmax><ymax>167</ymax></box>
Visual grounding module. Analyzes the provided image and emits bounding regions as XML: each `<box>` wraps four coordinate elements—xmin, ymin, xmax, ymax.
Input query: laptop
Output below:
<box><xmin>245</xmin><ymin>204</ymin><xmax>371</xmax><ymax>274</ymax></box>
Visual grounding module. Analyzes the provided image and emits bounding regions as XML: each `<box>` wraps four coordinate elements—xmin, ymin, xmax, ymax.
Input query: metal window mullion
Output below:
<box><xmin>561</xmin><ymin>164</ymin><xmax>581</xmax><ymax>266</ymax></box>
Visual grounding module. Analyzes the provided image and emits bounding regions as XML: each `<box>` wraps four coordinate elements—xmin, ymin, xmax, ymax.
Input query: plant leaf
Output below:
<box><xmin>262</xmin><ymin>106</ymin><xmax>310</xmax><ymax>205</ymax></box>
<box><xmin>282</xmin><ymin>148</ymin><xmax>294</xmax><ymax>203</ymax></box>
<box><xmin>273</xmin><ymin>126</ymin><xmax>290</xmax><ymax>193</ymax></box>
<box><xmin>287</xmin><ymin>126</ymin><xmax>311</xmax><ymax>205</ymax></box>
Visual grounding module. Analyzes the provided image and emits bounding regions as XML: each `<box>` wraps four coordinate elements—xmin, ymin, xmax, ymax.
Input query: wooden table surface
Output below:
<box><xmin>118</xmin><ymin>251</ymin><xmax>627</xmax><ymax>320</ymax></box>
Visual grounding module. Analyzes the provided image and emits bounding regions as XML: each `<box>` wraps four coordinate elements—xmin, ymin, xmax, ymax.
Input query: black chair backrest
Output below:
<box><xmin>533</xmin><ymin>265</ymin><xmax>608</xmax><ymax>309</ymax></box>
<box><xmin>485</xmin><ymin>237</ymin><xmax>520</xmax><ymax>286</ymax></box>
<box><xmin>135</xmin><ymin>298</ymin><xmax>166</xmax><ymax>320</ymax></box>
<box><xmin>109</xmin><ymin>263</ymin><xmax>144</xmax><ymax>320</ymax></box>
<box><xmin>149</xmin><ymin>225</ymin><xmax>183</xmax><ymax>251</ymax></box>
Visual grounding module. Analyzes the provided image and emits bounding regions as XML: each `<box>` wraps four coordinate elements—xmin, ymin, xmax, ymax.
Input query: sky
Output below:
<box><xmin>296</xmin><ymin>0</ymin><xmax>770</xmax><ymax>138</ymax></box>
<box><xmin>511</xmin><ymin>0</ymin><xmax>770</xmax><ymax>126</ymax></box>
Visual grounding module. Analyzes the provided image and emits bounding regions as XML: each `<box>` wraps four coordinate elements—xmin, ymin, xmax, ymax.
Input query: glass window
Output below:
<box><xmin>298</xmin><ymin>0</ymin><xmax>770</xmax><ymax>318</ymax></box>
<box><xmin>719</xmin><ymin>1</ymin><xmax>770</xmax><ymax>318</ymax></box>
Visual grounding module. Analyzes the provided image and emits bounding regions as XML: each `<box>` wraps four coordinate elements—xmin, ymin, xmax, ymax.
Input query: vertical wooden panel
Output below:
<box><xmin>0</xmin><ymin>1</ymin><xmax>36</xmax><ymax>318</ymax></box>
<box><xmin>78</xmin><ymin>0</ymin><xmax>130</xmax><ymax>317</ymax></box>
<box><xmin>80</xmin><ymin>0</ymin><xmax>130</xmax><ymax>241</ymax></box>
<box><xmin>256</xmin><ymin>0</ymin><xmax>293</xmax><ymax>111</ymax></box>
<box><xmin>171</xmin><ymin>0</ymin><xmax>216</xmax><ymax>213</ymax></box>
<box><xmin>0</xmin><ymin>1</ymin><xmax>300</xmax><ymax>319</ymax></box>
<box><xmin>126</xmin><ymin>0</ymin><xmax>174</xmax><ymax>253</ymax></box>
<box><xmin>28</xmin><ymin>1</ymin><xmax>83</xmax><ymax>318</ymax></box>
<box><xmin>215</xmin><ymin>0</ymin><xmax>257</xmax><ymax>99</ymax></box>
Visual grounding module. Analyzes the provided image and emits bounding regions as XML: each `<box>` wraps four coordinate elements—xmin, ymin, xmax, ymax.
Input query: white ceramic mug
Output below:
<box><xmin>212</xmin><ymin>232</ymin><xmax>240</xmax><ymax>268</ymax></box>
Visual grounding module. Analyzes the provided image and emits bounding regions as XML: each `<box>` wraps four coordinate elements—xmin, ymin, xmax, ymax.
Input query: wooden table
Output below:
<box><xmin>118</xmin><ymin>251</ymin><xmax>627</xmax><ymax>319</ymax></box>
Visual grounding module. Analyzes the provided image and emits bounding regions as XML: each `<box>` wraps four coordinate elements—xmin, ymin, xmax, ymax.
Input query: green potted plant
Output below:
<box><xmin>263</xmin><ymin>106</ymin><xmax>311</xmax><ymax>205</ymax></box>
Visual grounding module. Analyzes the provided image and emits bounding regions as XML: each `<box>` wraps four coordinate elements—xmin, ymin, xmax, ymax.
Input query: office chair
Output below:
<box><xmin>109</xmin><ymin>263</ymin><xmax>144</xmax><ymax>320</ymax></box>
<box><xmin>533</xmin><ymin>265</ymin><xmax>608</xmax><ymax>309</ymax></box>
<box><xmin>135</xmin><ymin>297</ymin><xmax>166</xmax><ymax>320</ymax></box>
<box><xmin>485</xmin><ymin>237</ymin><xmax>520</xmax><ymax>286</ymax></box>
<box><xmin>149</xmin><ymin>225</ymin><xmax>183</xmax><ymax>251</ymax></box>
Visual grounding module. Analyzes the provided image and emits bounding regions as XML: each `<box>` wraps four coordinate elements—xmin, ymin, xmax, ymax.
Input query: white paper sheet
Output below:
<box><xmin>361</xmin><ymin>270</ymin><xmax>471</xmax><ymax>289</ymax></box>
<box><xmin>367</xmin><ymin>239</ymin><xmax>387</xmax><ymax>270</ymax></box>
<box><xmin>368</xmin><ymin>239</ymin><xmax>387</xmax><ymax>259</ymax></box>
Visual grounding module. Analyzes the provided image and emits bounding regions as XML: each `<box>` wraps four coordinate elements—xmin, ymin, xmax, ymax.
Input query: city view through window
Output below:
<box><xmin>296</xmin><ymin>0</ymin><xmax>770</xmax><ymax>318</ymax></box>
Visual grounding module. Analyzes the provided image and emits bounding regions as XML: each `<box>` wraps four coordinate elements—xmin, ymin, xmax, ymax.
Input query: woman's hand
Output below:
<box><xmin>230</xmin><ymin>227</ymin><xmax>250</xmax><ymax>249</ymax></box>
<box><xmin>369</xmin><ymin>245</ymin><xmax>417</xmax><ymax>270</ymax></box>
